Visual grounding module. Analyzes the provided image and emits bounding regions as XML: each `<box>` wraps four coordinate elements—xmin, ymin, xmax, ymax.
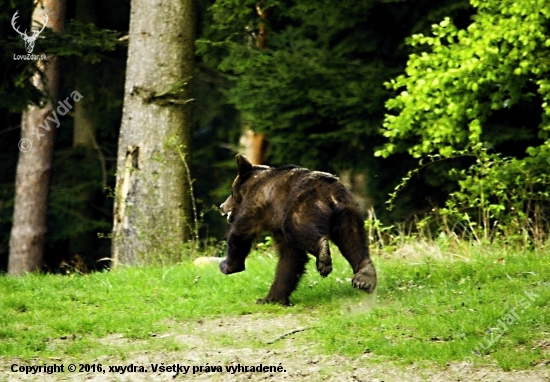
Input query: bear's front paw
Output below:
<box><xmin>256</xmin><ymin>296</ymin><xmax>292</xmax><ymax>306</ymax></box>
<box><xmin>352</xmin><ymin>262</ymin><xmax>377</xmax><ymax>293</ymax></box>
<box><xmin>219</xmin><ymin>259</ymin><xmax>245</xmax><ymax>274</ymax></box>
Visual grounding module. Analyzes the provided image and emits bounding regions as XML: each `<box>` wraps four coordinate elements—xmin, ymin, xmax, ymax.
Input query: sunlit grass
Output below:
<box><xmin>0</xmin><ymin>241</ymin><xmax>548</xmax><ymax>371</ymax></box>
<box><xmin>303</xmin><ymin>244</ymin><xmax>550</xmax><ymax>370</ymax></box>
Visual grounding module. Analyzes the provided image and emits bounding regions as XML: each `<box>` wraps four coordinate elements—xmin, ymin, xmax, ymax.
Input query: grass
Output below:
<box><xmin>0</xmin><ymin>240</ymin><xmax>549</xmax><ymax>371</ymax></box>
<box><xmin>309</xmin><ymin>243</ymin><xmax>550</xmax><ymax>370</ymax></box>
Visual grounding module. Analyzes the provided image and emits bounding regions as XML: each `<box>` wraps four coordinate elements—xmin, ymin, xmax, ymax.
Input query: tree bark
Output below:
<box><xmin>69</xmin><ymin>0</ymin><xmax>100</xmax><ymax>259</ymax></box>
<box><xmin>73</xmin><ymin>0</ymin><xmax>98</xmax><ymax>153</ymax></box>
<box><xmin>239</xmin><ymin>129</ymin><xmax>265</xmax><ymax>165</ymax></box>
<box><xmin>112</xmin><ymin>0</ymin><xmax>196</xmax><ymax>266</ymax></box>
<box><xmin>237</xmin><ymin>3</ymin><xmax>269</xmax><ymax>165</ymax></box>
<box><xmin>8</xmin><ymin>1</ymin><xmax>67</xmax><ymax>275</ymax></box>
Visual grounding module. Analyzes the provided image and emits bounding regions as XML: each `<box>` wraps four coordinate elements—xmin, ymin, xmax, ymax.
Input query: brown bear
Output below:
<box><xmin>219</xmin><ymin>154</ymin><xmax>377</xmax><ymax>305</ymax></box>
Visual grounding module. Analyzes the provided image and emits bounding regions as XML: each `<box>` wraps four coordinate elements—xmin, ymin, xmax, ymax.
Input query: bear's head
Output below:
<box><xmin>220</xmin><ymin>154</ymin><xmax>270</xmax><ymax>223</ymax></box>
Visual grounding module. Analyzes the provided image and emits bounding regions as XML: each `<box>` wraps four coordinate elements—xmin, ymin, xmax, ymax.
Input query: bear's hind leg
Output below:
<box><xmin>289</xmin><ymin>235</ymin><xmax>332</xmax><ymax>277</ymax></box>
<box><xmin>351</xmin><ymin>259</ymin><xmax>377</xmax><ymax>292</ymax></box>
<box><xmin>283</xmin><ymin>221</ymin><xmax>332</xmax><ymax>277</ymax></box>
<box><xmin>331</xmin><ymin>208</ymin><xmax>377</xmax><ymax>293</ymax></box>
<box><xmin>257</xmin><ymin>240</ymin><xmax>309</xmax><ymax>306</ymax></box>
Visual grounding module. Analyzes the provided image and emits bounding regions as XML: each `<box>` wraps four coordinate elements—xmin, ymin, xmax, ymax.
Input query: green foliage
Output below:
<box><xmin>381</xmin><ymin>0</ymin><xmax>550</xmax><ymax>235</ymax></box>
<box><xmin>386</xmin><ymin>147</ymin><xmax>550</xmax><ymax>245</ymax></box>
<box><xmin>0</xmin><ymin>1</ymin><xmax>41</xmax><ymax>111</ymax></box>
<box><xmin>0</xmin><ymin>14</ymin><xmax>126</xmax><ymax>112</ymax></box>
<box><xmin>41</xmin><ymin>21</ymin><xmax>127</xmax><ymax>63</ymax></box>
<box><xmin>199</xmin><ymin>0</ymin><xmax>471</xmax><ymax>171</ymax></box>
<box><xmin>48</xmin><ymin>151</ymin><xmax>111</xmax><ymax>244</ymax></box>
<box><xmin>437</xmin><ymin>149</ymin><xmax>550</xmax><ymax>244</ymax></box>
<box><xmin>381</xmin><ymin>0</ymin><xmax>550</xmax><ymax>159</ymax></box>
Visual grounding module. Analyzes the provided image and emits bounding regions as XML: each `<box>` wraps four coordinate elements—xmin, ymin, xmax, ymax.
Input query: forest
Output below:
<box><xmin>0</xmin><ymin>0</ymin><xmax>549</xmax><ymax>272</ymax></box>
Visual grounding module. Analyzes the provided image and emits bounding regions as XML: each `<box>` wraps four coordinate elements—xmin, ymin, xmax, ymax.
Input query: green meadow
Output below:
<box><xmin>1</xmin><ymin>241</ymin><xmax>549</xmax><ymax>372</ymax></box>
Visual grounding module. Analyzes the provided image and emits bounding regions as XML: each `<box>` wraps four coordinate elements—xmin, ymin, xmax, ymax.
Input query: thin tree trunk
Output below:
<box><xmin>238</xmin><ymin>3</ymin><xmax>269</xmax><ymax>165</ymax></box>
<box><xmin>9</xmin><ymin>1</ymin><xmax>67</xmax><ymax>275</ymax></box>
<box><xmin>112</xmin><ymin>0</ymin><xmax>196</xmax><ymax>266</ymax></box>
<box><xmin>70</xmin><ymin>0</ymin><xmax>100</xmax><ymax>259</ymax></box>
<box><xmin>73</xmin><ymin>0</ymin><xmax>98</xmax><ymax>153</ymax></box>
<box><xmin>239</xmin><ymin>128</ymin><xmax>265</xmax><ymax>165</ymax></box>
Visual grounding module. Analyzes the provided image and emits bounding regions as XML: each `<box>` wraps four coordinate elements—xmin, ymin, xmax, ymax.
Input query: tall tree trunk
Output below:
<box><xmin>73</xmin><ymin>0</ymin><xmax>98</xmax><ymax>153</ymax></box>
<box><xmin>238</xmin><ymin>3</ymin><xmax>269</xmax><ymax>165</ymax></box>
<box><xmin>112</xmin><ymin>0</ymin><xmax>196</xmax><ymax>266</ymax></box>
<box><xmin>8</xmin><ymin>1</ymin><xmax>67</xmax><ymax>275</ymax></box>
<box><xmin>70</xmin><ymin>0</ymin><xmax>100</xmax><ymax>260</ymax></box>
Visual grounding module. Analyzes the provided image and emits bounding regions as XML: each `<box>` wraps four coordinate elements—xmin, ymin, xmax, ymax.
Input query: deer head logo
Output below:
<box><xmin>11</xmin><ymin>10</ymin><xmax>48</xmax><ymax>54</ymax></box>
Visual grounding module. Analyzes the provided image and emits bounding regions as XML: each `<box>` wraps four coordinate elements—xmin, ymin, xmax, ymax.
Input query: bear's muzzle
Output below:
<box><xmin>220</xmin><ymin>202</ymin><xmax>232</xmax><ymax>221</ymax></box>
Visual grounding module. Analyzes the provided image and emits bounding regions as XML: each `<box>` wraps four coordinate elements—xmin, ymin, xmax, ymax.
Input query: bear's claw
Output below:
<box><xmin>256</xmin><ymin>297</ymin><xmax>292</xmax><ymax>306</ymax></box>
<box><xmin>352</xmin><ymin>262</ymin><xmax>377</xmax><ymax>293</ymax></box>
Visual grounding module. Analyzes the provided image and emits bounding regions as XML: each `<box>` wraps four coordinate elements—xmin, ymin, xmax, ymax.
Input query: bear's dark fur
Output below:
<box><xmin>219</xmin><ymin>155</ymin><xmax>377</xmax><ymax>305</ymax></box>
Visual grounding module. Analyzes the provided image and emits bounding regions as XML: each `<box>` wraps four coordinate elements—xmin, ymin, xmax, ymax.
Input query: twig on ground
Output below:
<box><xmin>266</xmin><ymin>327</ymin><xmax>314</xmax><ymax>344</ymax></box>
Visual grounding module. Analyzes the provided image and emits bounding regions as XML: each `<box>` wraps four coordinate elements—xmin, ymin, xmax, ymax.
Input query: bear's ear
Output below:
<box><xmin>236</xmin><ymin>154</ymin><xmax>253</xmax><ymax>176</ymax></box>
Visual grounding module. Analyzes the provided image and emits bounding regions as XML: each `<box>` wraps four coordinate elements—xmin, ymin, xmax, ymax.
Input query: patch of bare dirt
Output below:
<box><xmin>2</xmin><ymin>314</ymin><xmax>549</xmax><ymax>381</ymax></box>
